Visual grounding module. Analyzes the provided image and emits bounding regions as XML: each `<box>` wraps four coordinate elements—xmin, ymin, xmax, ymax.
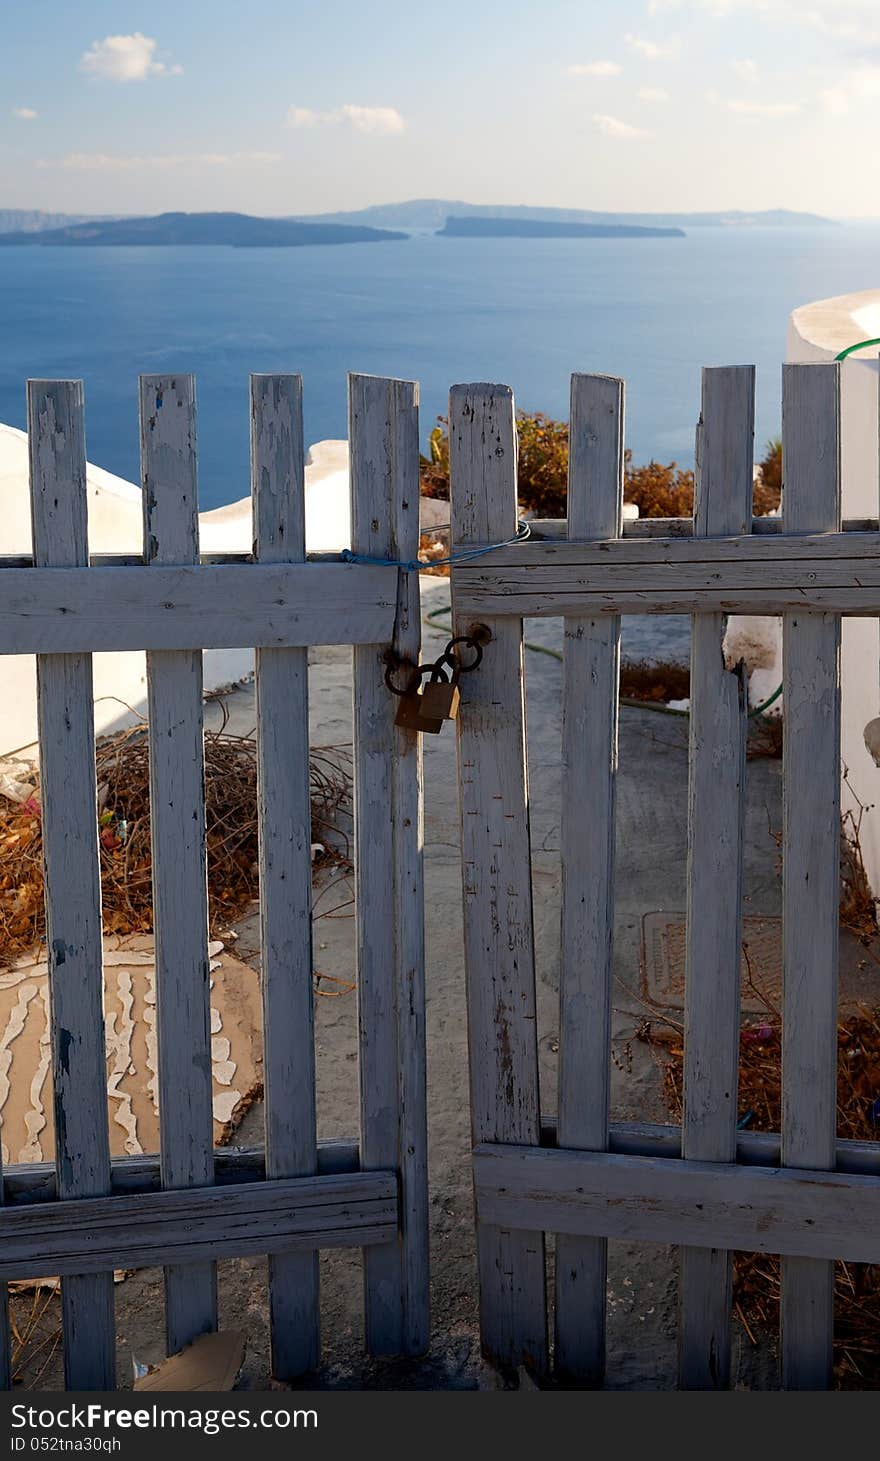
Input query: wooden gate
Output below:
<box><xmin>450</xmin><ymin>364</ymin><xmax>880</xmax><ymax>1389</ymax></box>
<box><xmin>0</xmin><ymin>372</ymin><xmax>428</xmax><ymax>1389</ymax></box>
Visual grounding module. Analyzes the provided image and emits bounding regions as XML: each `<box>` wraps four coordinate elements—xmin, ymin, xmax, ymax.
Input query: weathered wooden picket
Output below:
<box><xmin>450</xmin><ymin>364</ymin><xmax>880</xmax><ymax>1390</ymax></box>
<box><xmin>3</xmin><ymin>360</ymin><xmax>880</xmax><ymax>1393</ymax></box>
<box><xmin>0</xmin><ymin>372</ymin><xmax>428</xmax><ymax>1390</ymax></box>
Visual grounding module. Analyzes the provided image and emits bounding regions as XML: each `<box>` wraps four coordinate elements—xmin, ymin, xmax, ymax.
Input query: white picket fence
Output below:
<box><xmin>2</xmin><ymin>362</ymin><xmax>879</xmax><ymax>1392</ymax></box>
<box><xmin>0</xmin><ymin>373</ymin><xmax>428</xmax><ymax>1390</ymax></box>
<box><xmin>450</xmin><ymin>364</ymin><xmax>880</xmax><ymax>1390</ymax></box>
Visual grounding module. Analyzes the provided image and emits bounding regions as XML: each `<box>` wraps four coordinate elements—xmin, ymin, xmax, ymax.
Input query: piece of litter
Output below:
<box><xmin>134</xmin><ymin>1331</ymin><xmax>247</xmax><ymax>1392</ymax></box>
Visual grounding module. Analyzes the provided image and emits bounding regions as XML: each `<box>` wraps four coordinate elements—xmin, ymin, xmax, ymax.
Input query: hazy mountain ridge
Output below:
<box><xmin>439</xmin><ymin>215</ymin><xmax>684</xmax><ymax>239</ymax></box>
<box><xmin>292</xmin><ymin>198</ymin><xmax>836</xmax><ymax>230</ymax></box>
<box><xmin>0</xmin><ymin>200</ymin><xmax>837</xmax><ymax>240</ymax></box>
<box><xmin>0</xmin><ymin>209</ymin><xmax>122</xmax><ymax>233</ymax></box>
<box><xmin>0</xmin><ymin>211</ymin><xmax>407</xmax><ymax>248</ymax></box>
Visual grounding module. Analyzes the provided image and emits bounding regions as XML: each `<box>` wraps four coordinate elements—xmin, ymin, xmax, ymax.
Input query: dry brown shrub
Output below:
<box><xmin>641</xmin><ymin>978</ymin><xmax>880</xmax><ymax>1386</ymax></box>
<box><xmin>619</xmin><ymin>660</ymin><xmax>690</xmax><ymax>704</ymax></box>
<box><xmin>754</xmin><ymin>438</ymin><xmax>782</xmax><ymax>517</ymax></box>
<box><xmin>420</xmin><ymin>416</ymin><xmax>783</xmax><ymax>520</ymax></box>
<box><xmin>0</xmin><ymin>727</ymin><xmax>352</xmax><ymax>966</ymax></box>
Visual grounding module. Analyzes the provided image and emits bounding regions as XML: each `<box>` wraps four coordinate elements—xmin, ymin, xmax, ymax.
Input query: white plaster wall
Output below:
<box><xmin>791</xmin><ymin>295</ymin><xmax>880</xmax><ymax>894</ymax></box>
<box><xmin>0</xmin><ymin>427</ymin><xmax>354</xmax><ymax>755</ymax></box>
<box><xmin>726</xmin><ymin>289</ymin><xmax>880</xmax><ymax>895</ymax></box>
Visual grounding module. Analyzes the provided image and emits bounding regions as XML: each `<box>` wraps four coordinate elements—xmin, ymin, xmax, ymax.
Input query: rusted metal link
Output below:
<box><xmin>383</xmin><ymin>635</ymin><xmax>485</xmax><ymax>699</ymax></box>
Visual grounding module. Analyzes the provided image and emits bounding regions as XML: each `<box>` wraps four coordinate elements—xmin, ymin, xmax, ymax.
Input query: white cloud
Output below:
<box><xmin>80</xmin><ymin>33</ymin><xmax>182</xmax><ymax>82</ymax></box>
<box><xmin>38</xmin><ymin>151</ymin><xmax>281</xmax><ymax>171</ymax></box>
<box><xmin>567</xmin><ymin>61</ymin><xmax>621</xmax><ymax>77</ymax></box>
<box><xmin>592</xmin><ymin>113</ymin><xmax>652</xmax><ymax>139</ymax></box>
<box><xmin>819</xmin><ymin>66</ymin><xmax>880</xmax><ymax>115</ymax></box>
<box><xmin>624</xmin><ymin>32</ymin><xmax>680</xmax><ymax>59</ymax></box>
<box><xmin>11</xmin><ymin>106</ymin><xmax>38</xmax><ymax>120</ymax></box>
<box><xmin>286</xmin><ymin>103</ymin><xmax>405</xmax><ymax>135</ymax></box>
<box><xmin>820</xmin><ymin>87</ymin><xmax>849</xmax><ymax>116</ymax></box>
<box><xmin>726</xmin><ymin>97</ymin><xmax>801</xmax><ymax>116</ymax></box>
<box><xmin>340</xmin><ymin>104</ymin><xmax>406</xmax><ymax>134</ymax></box>
<box><xmin>648</xmin><ymin>1</ymin><xmax>880</xmax><ymax>47</ymax></box>
<box><xmin>287</xmin><ymin>107</ymin><xmax>321</xmax><ymax>129</ymax></box>
<box><xmin>704</xmin><ymin>87</ymin><xmax>801</xmax><ymax>115</ymax></box>
<box><xmin>637</xmin><ymin>86</ymin><xmax>669</xmax><ymax>101</ymax></box>
<box><xmin>731</xmin><ymin>58</ymin><xmax>759</xmax><ymax>84</ymax></box>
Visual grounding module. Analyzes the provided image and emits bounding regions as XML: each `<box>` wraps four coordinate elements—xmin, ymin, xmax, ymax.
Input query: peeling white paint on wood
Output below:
<box><xmin>450</xmin><ymin>384</ymin><xmax>547</xmax><ymax>1376</ymax></box>
<box><xmin>555</xmin><ymin>374</ymin><xmax>623</xmax><ymax>1385</ymax></box>
<box><xmin>28</xmin><ymin>378</ymin><xmax>116</xmax><ymax>1391</ymax></box>
<box><xmin>679</xmin><ymin>366</ymin><xmax>754</xmax><ymax>1390</ymax></box>
<box><xmin>0</xmin><ymin>561</ymin><xmax>397</xmax><ymax>654</ymax></box>
<box><xmin>21</xmin><ymin>987</ymin><xmax>50</xmax><ymax>1164</ymax></box>
<box><xmin>0</xmin><ymin>987</ymin><xmax>40</xmax><ymax>1164</ymax></box>
<box><xmin>0</xmin><ymin>938</ymin><xmax>260</xmax><ymax>1164</ymax></box>
<box><xmin>474</xmin><ymin>1144</ymin><xmax>880</xmax><ymax>1262</ymax></box>
<box><xmin>139</xmin><ymin>374</ymin><xmax>217</xmax><ymax>1356</ymax></box>
<box><xmin>451</xmin><ymin>532</ymin><xmax>880</xmax><ymax>618</ymax></box>
<box><xmin>5</xmin><ymin>1117</ymin><xmax>877</xmax><ymax>1211</ymax></box>
<box><xmin>0</xmin><ymin>1171</ymin><xmax>399</xmax><ymax>1280</ymax></box>
<box><xmin>780</xmin><ymin>363</ymin><xmax>842</xmax><ymax>1390</ymax></box>
<box><xmin>251</xmin><ymin>374</ymin><xmax>320</xmax><ymax>1379</ymax></box>
<box><xmin>350</xmin><ymin>373</ymin><xmax>428</xmax><ymax>1359</ymax></box>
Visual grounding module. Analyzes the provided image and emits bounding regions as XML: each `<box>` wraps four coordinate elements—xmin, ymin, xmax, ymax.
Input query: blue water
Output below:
<box><xmin>2</xmin><ymin>226</ymin><xmax>878</xmax><ymax>509</ymax></box>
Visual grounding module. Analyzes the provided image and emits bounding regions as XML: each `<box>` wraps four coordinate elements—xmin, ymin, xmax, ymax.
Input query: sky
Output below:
<box><xmin>2</xmin><ymin>0</ymin><xmax>880</xmax><ymax>218</ymax></box>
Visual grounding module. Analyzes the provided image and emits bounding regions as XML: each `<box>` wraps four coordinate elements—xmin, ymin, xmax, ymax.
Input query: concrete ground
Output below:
<box><xmin>14</xmin><ymin>577</ymin><xmax>796</xmax><ymax>1390</ymax></box>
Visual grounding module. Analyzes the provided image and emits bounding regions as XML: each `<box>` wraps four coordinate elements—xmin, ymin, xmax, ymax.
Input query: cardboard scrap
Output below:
<box><xmin>134</xmin><ymin>1331</ymin><xmax>247</xmax><ymax>1392</ymax></box>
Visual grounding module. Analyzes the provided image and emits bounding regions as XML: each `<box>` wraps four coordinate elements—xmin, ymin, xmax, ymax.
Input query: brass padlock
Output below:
<box><xmin>395</xmin><ymin>689</ymin><xmax>443</xmax><ymax>734</ymax></box>
<box><xmin>419</xmin><ymin>667</ymin><xmax>460</xmax><ymax>724</ymax></box>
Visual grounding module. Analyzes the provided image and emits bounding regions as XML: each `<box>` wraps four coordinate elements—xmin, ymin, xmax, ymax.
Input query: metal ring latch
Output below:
<box><xmin>384</xmin><ymin>635</ymin><xmax>484</xmax><ymax>696</ymax></box>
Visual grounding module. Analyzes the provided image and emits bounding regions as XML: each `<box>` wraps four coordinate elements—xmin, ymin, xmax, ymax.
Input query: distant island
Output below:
<box><xmin>0</xmin><ymin>200</ymin><xmax>839</xmax><ymax>242</ymax></box>
<box><xmin>292</xmin><ymin>198</ymin><xmax>837</xmax><ymax>231</ymax></box>
<box><xmin>438</xmin><ymin>215</ymin><xmax>684</xmax><ymax>240</ymax></box>
<box><xmin>0</xmin><ymin>211</ymin><xmax>407</xmax><ymax>248</ymax></box>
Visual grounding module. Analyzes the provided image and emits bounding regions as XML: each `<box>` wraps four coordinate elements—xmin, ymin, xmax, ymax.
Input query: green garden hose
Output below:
<box><xmin>835</xmin><ymin>337</ymin><xmax>880</xmax><ymax>362</ymax></box>
<box><xmin>424</xmin><ymin>604</ymin><xmax>784</xmax><ymax>720</ymax></box>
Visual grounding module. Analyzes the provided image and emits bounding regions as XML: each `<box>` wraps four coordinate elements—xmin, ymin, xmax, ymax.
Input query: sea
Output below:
<box><xmin>1</xmin><ymin>224</ymin><xmax>878</xmax><ymax>511</ymax></box>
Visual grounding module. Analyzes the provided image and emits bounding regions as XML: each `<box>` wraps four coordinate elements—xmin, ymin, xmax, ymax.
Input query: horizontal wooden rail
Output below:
<box><xmin>5</xmin><ymin>1122</ymin><xmax>879</xmax><ymax>1209</ymax></box>
<box><xmin>0</xmin><ymin>562</ymin><xmax>397</xmax><ymax>653</ymax></box>
<box><xmin>527</xmin><ymin>516</ymin><xmax>880</xmax><ymax>540</ymax></box>
<box><xmin>474</xmin><ymin>1143</ymin><xmax>880</xmax><ymax>1263</ymax></box>
<box><xmin>0</xmin><ymin>519</ymin><xmax>877</xmax><ymax>569</ymax></box>
<box><xmin>452</xmin><ymin>531</ymin><xmax>880</xmax><ymax>617</ymax></box>
<box><xmin>2</xmin><ymin>1140</ymin><xmax>359</xmax><ymax>1205</ymax></box>
<box><xmin>0</xmin><ymin>550</ymin><xmax>354</xmax><ymax>569</ymax></box>
<box><xmin>565</xmin><ymin>1121</ymin><xmax>880</xmax><ymax>1176</ymax></box>
<box><xmin>0</xmin><ymin>1170</ymin><xmax>396</xmax><ymax>1280</ymax></box>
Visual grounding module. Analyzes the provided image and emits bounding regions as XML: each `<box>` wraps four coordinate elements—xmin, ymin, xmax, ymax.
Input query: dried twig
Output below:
<box><xmin>640</xmin><ymin>964</ymin><xmax>880</xmax><ymax>1387</ymax></box>
<box><xmin>0</xmin><ymin>729</ymin><xmax>354</xmax><ymax>965</ymax></box>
